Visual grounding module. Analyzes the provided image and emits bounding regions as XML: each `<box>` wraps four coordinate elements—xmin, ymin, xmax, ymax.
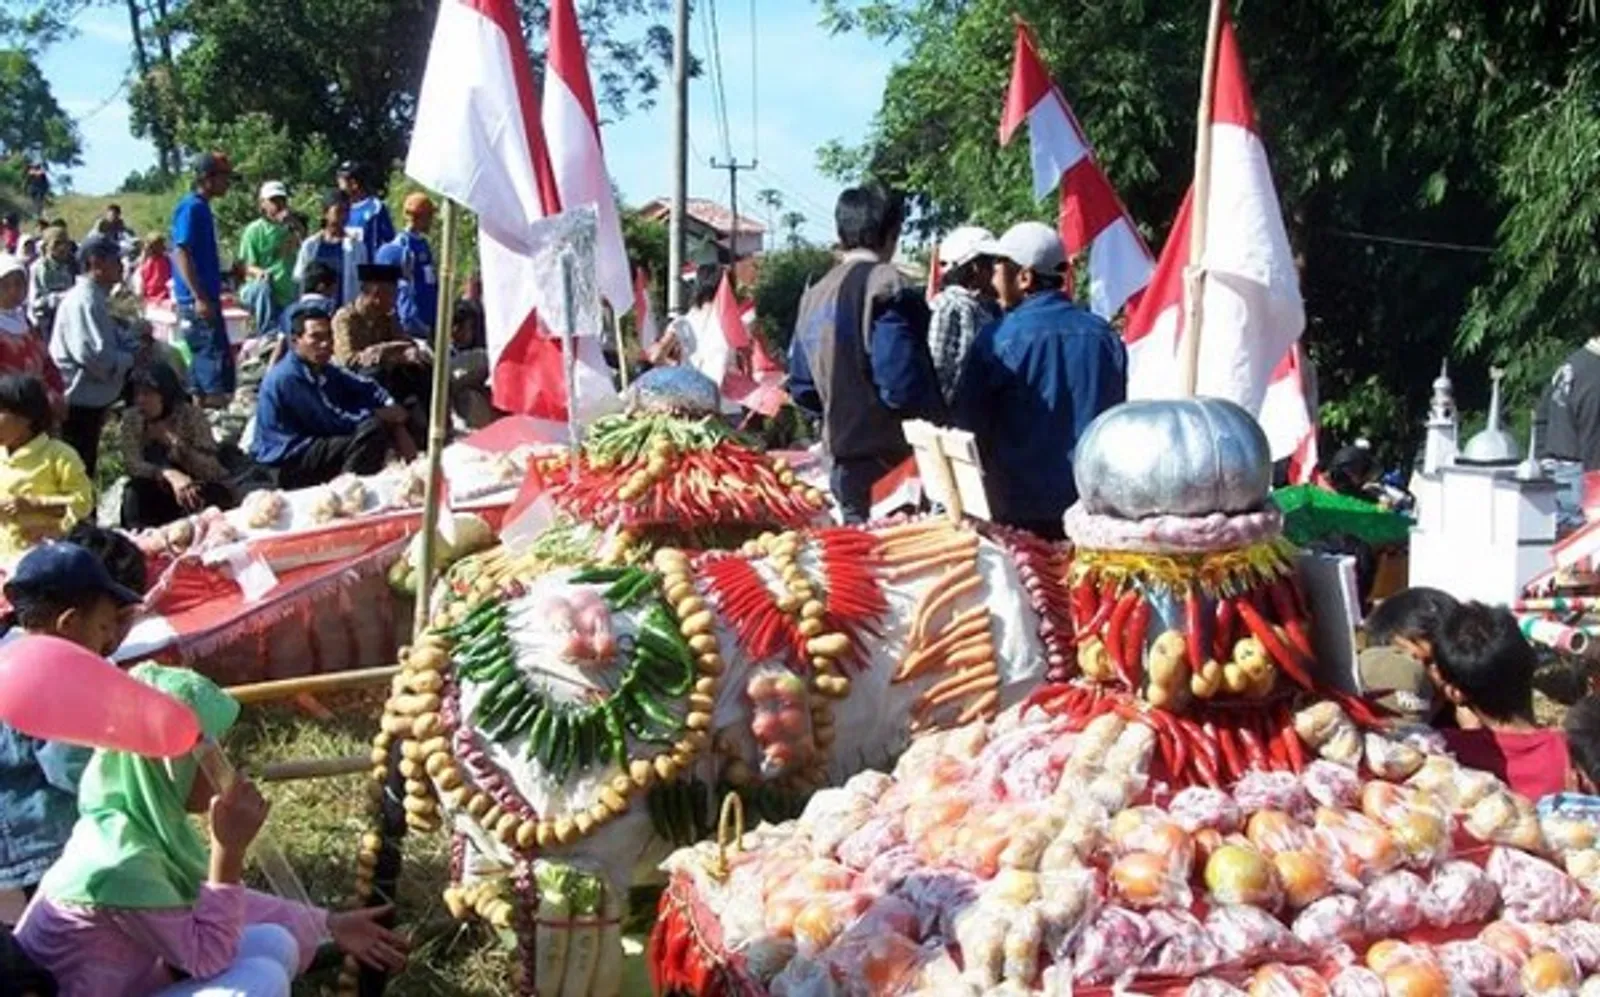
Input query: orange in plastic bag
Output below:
<box><xmin>1248</xmin><ymin>963</ymin><xmax>1331</xmax><ymax>997</ymax></box>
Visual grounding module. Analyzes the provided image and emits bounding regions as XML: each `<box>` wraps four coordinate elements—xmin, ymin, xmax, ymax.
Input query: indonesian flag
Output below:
<box><xmin>633</xmin><ymin>266</ymin><xmax>658</xmax><ymax>350</ymax></box>
<box><xmin>870</xmin><ymin>457</ymin><xmax>922</xmax><ymax>520</ymax></box>
<box><xmin>1258</xmin><ymin>343</ymin><xmax>1319</xmax><ymax>482</ymax></box>
<box><xmin>543</xmin><ymin>0</ymin><xmax>631</xmax><ymax>313</ymax></box>
<box><xmin>1123</xmin><ymin>10</ymin><xmax>1310</xmax><ymax>460</ymax></box>
<box><xmin>1000</xmin><ymin>20</ymin><xmax>1153</xmax><ymax>318</ymax></box>
<box><xmin>406</xmin><ymin>0</ymin><xmax>618</xmax><ymax>421</ymax></box>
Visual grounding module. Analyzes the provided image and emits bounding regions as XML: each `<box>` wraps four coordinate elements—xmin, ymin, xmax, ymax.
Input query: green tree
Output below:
<box><xmin>780</xmin><ymin>210</ymin><xmax>808</xmax><ymax>249</ymax></box>
<box><xmin>753</xmin><ymin>246</ymin><xmax>835</xmax><ymax>353</ymax></box>
<box><xmin>756</xmin><ymin>187</ymin><xmax>783</xmax><ymax>236</ymax></box>
<box><xmin>0</xmin><ymin>49</ymin><xmax>82</xmax><ymax>169</ymax></box>
<box><xmin>134</xmin><ymin>0</ymin><xmax>678</xmax><ymax>186</ymax></box>
<box><xmin>817</xmin><ymin>0</ymin><xmax>1600</xmax><ymax>464</ymax></box>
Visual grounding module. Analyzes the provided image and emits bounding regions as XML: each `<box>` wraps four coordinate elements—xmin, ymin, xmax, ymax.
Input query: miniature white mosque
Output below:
<box><xmin>1408</xmin><ymin>365</ymin><xmax>1561</xmax><ymax>604</ymax></box>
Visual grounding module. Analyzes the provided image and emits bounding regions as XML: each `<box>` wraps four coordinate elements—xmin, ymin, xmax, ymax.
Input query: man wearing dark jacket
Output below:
<box><xmin>955</xmin><ymin>221</ymin><xmax>1126</xmax><ymax>538</ymax></box>
<box><xmin>789</xmin><ymin>185</ymin><xmax>944</xmax><ymax>522</ymax></box>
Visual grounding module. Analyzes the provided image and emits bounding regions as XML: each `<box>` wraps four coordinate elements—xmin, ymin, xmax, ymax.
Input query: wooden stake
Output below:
<box><xmin>226</xmin><ymin>666</ymin><xmax>401</xmax><ymax>705</ymax></box>
<box><xmin>1178</xmin><ymin>0</ymin><xmax>1228</xmax><ymax>398</ymax></box>
<box><xmin>614</xmin><ymin>308</ymin><xmax>631</xmax><ymax>389</ymax></box>
<box><xmin>412</xmin><ymin>198</ymin><xmax>460</xmax><ymax>638</ymax></box>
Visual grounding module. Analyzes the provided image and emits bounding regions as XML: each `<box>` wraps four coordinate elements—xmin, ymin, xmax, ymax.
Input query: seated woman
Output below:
<box><xmin>15</xmin><ymin>663</ymin><xmax>407</xmax><ymax>996</ymax></box>
<box><xmin>448</xmin><ymin>298</ymin><xmax>494</xmax><ymax>429</ymax></box>
<box><xmin>0</xmin><ymin>373</ymin><xmax>92</xmax><ymax>565</ymax></box>
<box><xmin>118</xmin><ymin>363</ymin><xmax>234</xmax><ymax>529</ymax></box>
<box><xmin>0</xmin><ymin>255</ymin><xmax>65</xmax><ymax>415</ymax></box>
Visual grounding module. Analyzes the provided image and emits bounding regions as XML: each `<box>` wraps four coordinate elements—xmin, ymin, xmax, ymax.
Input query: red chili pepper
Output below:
<box><xmin>1213</xmin><ymin>598</ymin><xmax>1237</xmax><ymax>663</ymax></box>
<box><xmin>1281</xmin><ymin>718</ymin><xmax>1307</xmax><ymax>773</ymax></box>
<box><xmin>1179</xmin><ymin>719</ymin><xmax>1221</xmax><ymax>788</ymax></box>
<box><xmin>1207</xmin><ymin>721</ymin><xmax>1240</xmax><ymax>783</ymax></box>
<box><xmin>1071</xmin><ymin>574</ymin><xmax>1098</xmax><ymax>631</ymax></box>
<box><xmin>1076</xmin><ymin>579</ymin><xmax>1120</xmax><ymax>645</ymax></box>
<box><xmin>1149</xmin><ymin>710</ymin><xmax>1188</xmax><ymax>786</ymax></box>
<box><xmin>1185</xmin><ymin>587</ymin><xmax>1208</xmax><ymax>676</ymax></box>
<box><xmin>1122</xmin><ymin>597</ymin><xmax>1150</xmax><ymax>692</ymax></box>
<box><xmin>1237</xmin><ymin>723</ymin><xmax>1268</xmax><ymax>771</ymax></box>
<box><xmin>1234</xmin><ymin>598</ymin><xmax>1317</xmax><ymax>690</ymax></box>
<box><xmin>1104</xmin><ymin>589</ymin><xmax>1139</xmax><ymax>673</ymax></box>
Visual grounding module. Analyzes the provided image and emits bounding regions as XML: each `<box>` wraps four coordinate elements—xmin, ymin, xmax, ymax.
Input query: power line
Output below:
<box><xmin>702</xmin><ymin>0</ymin><xmax>733</xmax><ymax>161</ymax></box>
<box><xmin>1323</xmin><ymin>228</ymin><xmax>1495</xmax><ymax>255</ymax></box>
<box><xmin>748</xmin><ymin>0</ymin><xmax>759</xmax><ymax>162</ymax></box>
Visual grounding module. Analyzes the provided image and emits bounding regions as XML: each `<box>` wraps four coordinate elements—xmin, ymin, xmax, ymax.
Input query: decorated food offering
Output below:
<box><xmin>648</xmin><ymin>700</ymin><xmax>1600</xmax><ymax>996</ymax></box>
<box><xmin>356</xmin><ymin>504</ymin><xmax>1077</xmax><ymax>994</ymax></box>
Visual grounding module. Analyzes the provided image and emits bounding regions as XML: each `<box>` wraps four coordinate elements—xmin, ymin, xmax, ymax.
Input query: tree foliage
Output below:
<box><xmin>753</xmin><ymin>246</ymin><xmax>835</xmax><ymax>353</ymax></box>
<box><xmin>819</xmin><ymin>0</ymin><xmax>1600</xmax><ymax>464</ymax></box>
<box><xmin>125</xmin><ymin>0</ymin><xmax>676</xmax><ymax>185</ymax></box>
<box><xmin>0</xmin><ymin>49</ymin><xmax>82</xmax><ymax>168</ymax></box>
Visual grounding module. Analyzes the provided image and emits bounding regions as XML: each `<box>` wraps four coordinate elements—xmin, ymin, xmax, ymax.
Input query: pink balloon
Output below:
<box><xmin>0</xmin><ymin>635</ymin><xmax>201</xmax><ymax>757</ymax></box>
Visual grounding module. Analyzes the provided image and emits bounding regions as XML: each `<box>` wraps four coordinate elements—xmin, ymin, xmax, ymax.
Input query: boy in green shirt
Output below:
<box><xmin>237</xmin><ymin>180</ymin><xmax>297</xmax><ymax>333</ymax></box>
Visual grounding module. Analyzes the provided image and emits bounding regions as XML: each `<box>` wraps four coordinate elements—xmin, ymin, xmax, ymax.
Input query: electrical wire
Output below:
<box><xmin>748</xmin><ymin>0</ymin><xmax>759</xmax><ymax>162</ymax></box>
<box><xmin>702</xmin><ymin>0</ymin><xmax>734</xmax><ymax>161</ymax></box>
<box><xmin>1322</xmin><ymin>228</ymin><xmax>1495</xmax><ymax>254</ymax></box>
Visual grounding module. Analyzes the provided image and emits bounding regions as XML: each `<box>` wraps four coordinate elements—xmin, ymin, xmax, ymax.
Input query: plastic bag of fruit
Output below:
<box><xmin>1242</xmin><ymin>809</ymin><xmax>1316</xmax><ymax>857</ymax></box>
<box><xmin>747</xmin><ymin>668</ymin><xmax>818</xmax><ymax>780</ymax></box>
<box><xmin>1072</xmin><ymin>905</ymin><xmax>1157</xmax><ymax>985</ymax></box>
<box><xmin>1358</xmin><ymin>782</ymin><xmax>1453</xmax><ymax>869</ymax></box>
<box><xmin>1558</xmin><ymin>921</ymin><xmax>1600</xmax><ymax>974</ymax></box>
<box><xmin>1313</xmin><ymin>808</ymin><xmax>1403</xmax><ymax>887</ymax></box>
<box><xmin>1521</xmin><ymin>949</ymin><xmax>1583</xmax><ymax>997</ymax></box>
<box><xmin>1205</xmin><ymin>904</ymin><xmax>1308</xmax><ymax>968</ymax></box>
<box><xmin>1185</xmin><ymin>979</ymin><xmax>1249</xmax><ymax>997</ymax></box>
<box><xmin>1233</xmin><ymin>771</ymin><xmax>1313</xmax><ymax>822</ymax></box>
<box><xmin>1360</xmin><ymin>869</ymin><xmax>1428</xmax><ymax>936</ymax></box>
<box><xmin>798</xmin><ymin>788</ymin><xmax>877</xmax><ymax>859</ymax></box>
<box><xmin>1421</xmin><ymin>860</ymin><xmax>1500</xmax><ymax>929</ymax></box>
<box><xmin>791</xmin><ymin>890</ymin><xmax>874</xmax><ymax>959</ymax></box>
<box><xmin>1246</xmin><ymin>964</ymin><xmax>1332</xmax><ymax>997</ymax></box>
<box><xmin>837</xmin><ymin>814</ymin><xmax>905</xmax><ymax>872</ymax></box>
<box><xmin>1036</xmin><ymin>866</ymin><xmax>1101</xmax><ymax>957</ymax></box>
<box><xmin>1202</xmin><ymin>841</ymin><xmax>1283</xmax><ymax>909</ymax></box>
<box><xmin>1292</xmin><ymin>895</ymin><xmax>1366</xmax><ymax>949</ymax></box>
<box><xmin>1486</xmin><ymin>847</ymin><xmax>1594</xmax><ymax>923</ymax></box>
<box><xmin>1303</xmin><ymin>760</ymin><xmax>1363</xmax><ymax>810</ymax></box>
<box><xmin>1328</xmin><ymin>965</ymin><xmax>1386</xmax><ymax>997</ymax></box>
<box><xmin>952</xmin><ymin>900</ymin><xmax>1016</xmax><ymax>990</ymax></box>
<box><xmin>770</xmin><ymin>955</ymin><xmax>840</xmax><ymax>997</ymax></box>
<box><xmin>1169</xmin><ymin>786</ymin><xmax>1243</xmax><ymax>834</ymax></box>
<box><xmin>818</xmin><ymin>926</ymin><xmax>925</xmax><ymax>997</ymax></box>
<box><xmin>1144</xmin><ymin>907</ymin><xmax>1224</xmax><ymax>977</ymax></box>
<box><xmin>1435</xmin><ymin>940</ymin><xmax>1522</xmax><ymax>996</ymax></box>
<box><xmin>894</xmin><ymin>868</ymin><xmax>981</xmax><ymax>941</ymax></box>
<box><xmin>1363</xmin><ymin>730</ymin><xmax>1428</xmax><ymax>781</ymax></box>
<box><xmin>861</xmin><ymin>845</ymin><xmax>921</xmax><ymax>894</ymax></box>
<box><xmin>1107</xmin><ymin>807</ymin><xmax>1196</xmax><ymax>909</ymax></box>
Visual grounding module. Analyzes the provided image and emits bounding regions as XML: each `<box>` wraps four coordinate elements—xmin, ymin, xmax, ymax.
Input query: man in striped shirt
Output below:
<box><xmin>927</xmin><ymin>226</ymin><xmax>1001</xmax><ymax>404</ymax></box>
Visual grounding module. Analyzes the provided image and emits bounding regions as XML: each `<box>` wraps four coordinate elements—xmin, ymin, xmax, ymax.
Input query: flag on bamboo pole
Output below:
<box><xmin>1122</xmin><ymin>8</ymin><xmax>1313</xmax><ymax>465</ymax></box>
<box><xmin>1000</xmin><ymin>19</ymin><xmax>1153</xmax><ymax>318</ymax></box>
<box><xmin>405</xmin><ymin>0</ymin><xmax>619</xmax><ymax>420</ymax></box>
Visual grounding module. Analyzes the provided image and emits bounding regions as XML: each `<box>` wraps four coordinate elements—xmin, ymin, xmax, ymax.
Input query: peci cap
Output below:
<box><xmin>5</xmin><ymin>542</ymin><xmax>143</xmax><ymax>609</ymax></box>
<box><xmin>1356</xmin><ymin>645</ymin><xmax>1438</xmax><ymax>723</ymax></box>
<box><xmin>983</xmin><ymin>221</ymin><xmax>1066</xmax><ymax>274</ymax></box>
<box><xmin>191</xmin><ymin>151</ymin><xmax>235</xmax><ymax>179</ymax></box>
<box><xmin>356</xmin><ymin>263</ymin><xmax>402</xmax><ymax>284</ymax></box>
<box><xmin>939</xmin><ymin>226</ymin><xmax>996</xmax><ymax>273</ymax></box>
<box><xmin>258</xmin><ymin>180</ymin><xmax>289</xmax><ymax>201</ymax></box>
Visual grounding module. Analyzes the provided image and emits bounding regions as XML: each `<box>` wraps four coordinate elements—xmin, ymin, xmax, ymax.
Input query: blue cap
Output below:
<box><xmin>5</xmin><ymin>542</ymin><xmax>143</xmax><ymax>607</ymax></box>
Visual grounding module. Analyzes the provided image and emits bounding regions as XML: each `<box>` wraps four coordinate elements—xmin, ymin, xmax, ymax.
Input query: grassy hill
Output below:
<box><xmin>48</xmin><ymin>190</ymin><xmax>178</xmax><ymax>243</ymax></box>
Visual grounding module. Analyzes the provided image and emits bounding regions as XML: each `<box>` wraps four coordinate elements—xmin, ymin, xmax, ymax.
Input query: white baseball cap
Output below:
<box><xmin>259</xmin><ymin>180</ymin><xmax>289</xmax><ymax>201</ymax></box>
<box><xmin>984</xmin><ymin>221</ymin><xmax>1066</xmax><ymax>274</ymax></box>
<box><xmin>939</xmin><ymin>226</ymin><xmax>996</xmax><ymax>272</ymax></box>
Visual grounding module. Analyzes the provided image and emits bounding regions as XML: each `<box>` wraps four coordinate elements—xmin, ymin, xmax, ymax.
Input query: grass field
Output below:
<box><xmin>234</xmin><ymin>691</ymin><xmax>518</xmax><ymax>996</ymax></box>
<box><xmin>37</xmin><ymin>192</ymin><xmax>177</xmax><ymax>247</ymax></box>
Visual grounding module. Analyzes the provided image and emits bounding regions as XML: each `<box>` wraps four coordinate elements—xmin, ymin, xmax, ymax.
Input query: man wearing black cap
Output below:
<box><xmin>333</xmin><ymin>262</ymin><xmax>431</xmax><ymax>412</ymax></box>
<box><xmin>1</xmin><ymin>541</ymin><xmax>143</xmax><ymax>656</ymax></box>
<box><xmin>337</xmin><ymin>161</ymin><xmax>395</xmax><ymax>254</ymax></box>
<box><xmin>252</xmin><ymin>303</ymin><xmax>416</xmax><ymax>488</ymax></box>
<box><xmin>170</xmin><ymin>151</ymin><xmax>235</xmax><ymax>407</ymax></box>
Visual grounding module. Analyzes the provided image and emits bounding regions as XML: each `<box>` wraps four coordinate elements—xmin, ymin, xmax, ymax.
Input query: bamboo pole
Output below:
<box><xmin>225</xmin><ymin>666</ymin><xmax>400</xmax><ymax>704</ymax></box>
<box><xmin>614</xmin><ymin>307</ymin><xmax>631</xmax><ymax>389</ymax></box>
<box><xmin>259</xmin><ymin>754</ymin><xmax>370</xmax><ymax>783</ymax></box>
<box><xmin>1178</xmin><ymin>0</ymin><xmax>1228</xmax><ymax>398</ymax></box>
<box><xmin>411</xmin><ymin>199</ymin><xmax>460</xmax><ymax>638</ymax></box>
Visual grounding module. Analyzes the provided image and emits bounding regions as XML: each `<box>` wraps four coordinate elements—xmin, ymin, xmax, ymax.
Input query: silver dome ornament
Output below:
<box><xmin>1073</xmin><ymin>398</ymin><xmax>1273</xmax><ymax>520</ymax></box>
<box><xmin>624</xmin><ymin>363</ymin><xmax>722</xmax><ymax>416</ymax></box>
<box><xmin>1459</xmin><ymin>367</ymin><xmax>1521</xmax><ymax>466</ymax></box>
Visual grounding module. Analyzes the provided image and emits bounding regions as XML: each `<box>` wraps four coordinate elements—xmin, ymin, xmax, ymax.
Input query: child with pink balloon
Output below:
<box><xmin>0</xmin><ymin>543</ymin><xmax>144</xmax><ymax>905</ymax></box>
<box><xmin>14</xmin><ymin>663</ymin><xmax>408</xmax><ymax>996</ymax></box>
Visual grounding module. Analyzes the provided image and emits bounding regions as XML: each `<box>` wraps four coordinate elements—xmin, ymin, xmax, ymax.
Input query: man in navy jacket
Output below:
<box><xmin>955</xmin><ymin>222</ymin><xmax>1127</xmax><ymax>538</ymax></box>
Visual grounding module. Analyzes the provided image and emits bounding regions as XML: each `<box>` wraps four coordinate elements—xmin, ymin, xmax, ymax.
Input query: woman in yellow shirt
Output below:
<box><xmin>0</xmin><ymin>372</ymin><xmax>93</xmax><ymax>564</ymax></box>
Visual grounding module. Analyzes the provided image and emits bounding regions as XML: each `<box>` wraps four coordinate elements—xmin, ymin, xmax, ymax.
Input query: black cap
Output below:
<box><xmin>5</xmin><ymin>542</ymin><xmax>143</xmax><ymax>608</ymax></box>
<box><xmin>356</xmin><ymin>263</ymin><xmax>402</xmax><ymax>284</ymax></box>
<box><xmin>191</xmin><ymin>151</ymin><xmax>235</xmax><ymax>179</ymax></box>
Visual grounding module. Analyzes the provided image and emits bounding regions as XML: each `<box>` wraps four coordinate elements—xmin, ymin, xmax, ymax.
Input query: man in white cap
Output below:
<box><xmin>928</xmin><ymin>225</ymin><xmax>1001</xmax><ymax>404</ymax></box>
<box><xmin>237</xmin><ymin>180</ymin><xmax>296</xmax><ymax>332</ymax></box>
<box><xmin>954</xmin><ymin>221</ymin><xmax>1126</xmax><ymax>538</ymax></box>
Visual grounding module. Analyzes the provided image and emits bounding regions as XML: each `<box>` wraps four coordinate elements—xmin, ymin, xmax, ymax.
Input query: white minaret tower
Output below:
<box><xmin>1422</xmin><ymin>360</ymin><xmax>1459</xmax><ymax>475</ymax></box>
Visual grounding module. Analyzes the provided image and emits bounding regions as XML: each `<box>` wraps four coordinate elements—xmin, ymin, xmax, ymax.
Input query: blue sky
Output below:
<box><xmin>41</xmin><ymin>3</ymin><xmax>900</xmax><ymax>243</ymax></box>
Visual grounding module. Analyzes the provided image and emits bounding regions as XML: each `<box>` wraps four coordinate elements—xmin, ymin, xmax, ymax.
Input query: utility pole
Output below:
<box><xmin>711</xmin><ymin>157</ymin><xmax>757</xmax><ymax>264</ymax></box>
<box><xmin>668</xmin><ymin>0</ymin><xmax>690</xmax><ymax>316</ymax></box>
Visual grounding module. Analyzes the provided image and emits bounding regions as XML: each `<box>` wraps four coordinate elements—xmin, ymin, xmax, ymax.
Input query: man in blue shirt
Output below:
<box><xmin>377</xmin><ymin>192</ymin><xmax>439</xmax><ymax>339</ymax></box>
<box><xmin>337</xmin><ymin>161</ymin><xmax>396</xmax><ymax>256</ymax></box>
<box><xmin>955</xmin><ymin>221</ymin><xmax>1127</xmax><ymax>538</ymax></box>
<box><xmin>170</xmin><ymin>151</ymin><xmax>235</xmax><ymax>406</ymax></box>
<box><xmin>252</xmin><ymin>303</ymin><xmax>417</xmax><ymax>488</ymax></box>
<box><xmin>789</xmin><ymin>184</ymin><xmax>944</xmax><ymax>522</ymax></box>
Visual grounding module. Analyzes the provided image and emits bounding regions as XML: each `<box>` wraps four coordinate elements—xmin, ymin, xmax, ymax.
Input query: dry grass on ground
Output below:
<box><xmin>231</xmin><ymin>691</ymin><xmax>515</xmax><ymax>996</ymax></box>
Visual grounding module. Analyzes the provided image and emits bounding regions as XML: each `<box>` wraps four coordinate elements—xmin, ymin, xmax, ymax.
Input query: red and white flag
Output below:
<box><xmin>405</xmin><ymin>0</ymin><xmax>618</xmax><ymax>421</ymax></box>
<box><xmin>1123</xmin><ymin>9</ymin><xmax>1311</xmax><ymax>463</ymax></box>
<box><xmin>1000</xmin><ymin>20</ymin><xmax>1153</xmax><ymax>318</ymax></box>
<box><xmin>1258</xmin><ymin>343</ymin><xmax>1319</xmax><ymax>482</ymax></box>
<box><xmin>632</xmin><ymin>267</ymin><xmax>658</xmax><ymax>350</ymax></box>
<box><xmin>543</xmin><ymin>0</ymin><xmax>631</xmax><ymax>313</ymax></box>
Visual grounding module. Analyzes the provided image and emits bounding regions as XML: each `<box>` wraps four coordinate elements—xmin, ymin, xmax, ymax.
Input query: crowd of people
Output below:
<box><xmin>781</xmin><ymin>183</ymin><xmax>1125</xmax><ymax>534</ymax></box>
<box><xmin>0</xmin><ymin>151</ymin><xmax>493</xmax><ymax>560</ymax></box>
